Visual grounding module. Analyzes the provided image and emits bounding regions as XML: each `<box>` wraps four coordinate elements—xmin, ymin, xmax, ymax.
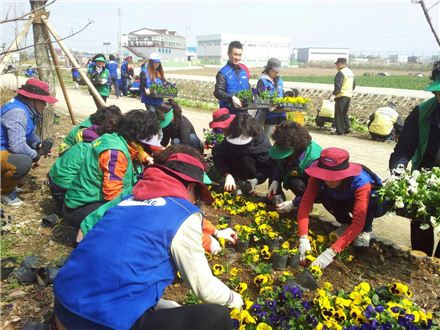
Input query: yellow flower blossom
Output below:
<box><xmin>236</xmin><ymin>282</ymin><xmax>248</xmax><ymax>295</ymax></box>
<box><xmin>354</xmin><ymin>282</ymin><xmax>371</xmax><ymax>295</ymax></box>
<box><xmin>259</xmin><ymin>286</ymin><xmax>273</xmax><ymax>295</ymax></box>
<box><xmin>306</xmin><ymin>254</ymin><xmax>316</xmax><ymax>262</ymax></box>
<box><xmin>316</xmin><ymin>235</ymin><xmax>326</xmax><ymax>243</ymax></box>
<box><xmin>281</xmin><ymin>241</ymin><xmax>290</xmax><ymax>249</ymax></box>
<box><xmin>229</xmin><ymin>267</ymin><xmax>241</xmax><ymax>277</ymax></box>
<box><xmin>216</xmin><ymin>223</ymin><xmax>229</xmax><ymax>230</ymax></box>
<box><xmin>246</xmin><ymin>247</ymin><xmax>258</xmax><ymax>255</ymax></box>
<box><xmin>212</xmin><ymin>264</ymin><xmax>224</xmax><ymax>276</ymax></box>
<box><xmin>256</xmin><ymin>323</ymin><xmax>272</xmax><ymax>330</ymax></box>
<box><xmin>267</xmin><ymin>211</ymin><xmax>279</xmax><ymax>220</ymax></box>
<box><xmin>323</xmin><ymin>282</ymin><xmax>333</xmax><ymax>291</ymax></box>
<box><xmin>252</xmin><ymin>254</ymin><xmax>260</xmax><ymax>262</ymax></box>
<box><xmin>310</xmin><ymin>265</ymin><xmax>322</xmax><ymax>278</ymax></box>
<box><xmin>254</xmin><ymin>274</ymin><xmax>269</xmax><ymax>287</ymax></box>
<box><xmin>244</xmin><ymin>299</ymin><xmax>254</xmax><ymax>310</ymax></box>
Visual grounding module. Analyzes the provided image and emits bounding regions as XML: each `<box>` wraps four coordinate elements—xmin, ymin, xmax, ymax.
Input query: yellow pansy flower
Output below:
<box><xmin>212</xmin><ymin>264</ymin><xmax>224</xmax><ymax>276</ymax></box>
<box><xmin>256</xmin><ymin>323</ymin><xmax>272</xmax><ymax>330</ymax></box>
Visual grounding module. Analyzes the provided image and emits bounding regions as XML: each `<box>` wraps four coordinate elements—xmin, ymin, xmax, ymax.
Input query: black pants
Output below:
<box><xmin>410</xmin><ymin>222</ymin><xmax>440</xmax><ymax>257</ymax></box>
<box><xmin>47</xmin><ymin>175</ymin><xmax>67</xmax><ymax>214</ymax></box>
<box><xmin>283</xmin><ymin>176</ymin><xmax>308</xmax><ymax>197</ymax></box>
<box><xmin>334</xmin><ymin>97</ymin><xmax>351</xmax><ymax>134</ymax></box>
<box><xmin>319</xmin><ymin>192</ymin><xmax>387</xmax><ymax>232</ymax></box>
<box><xmin>55</xmin><ymin>299</ymin><xmax>233</xmax><ymax>330</ymax></box>
<box><xmin>370</xmin><ymin>132</ymin><xmax>390</xmax><ymax>142</ymax></box>
<box><xmin>228</xmin><ymin>155</ymin><xmax>272</xmax><ymax>184</ymax></box>
<box><xmin>62</xmin><ymin>201</ymin><xmax>105</xmax><ymax>229</ymax></box>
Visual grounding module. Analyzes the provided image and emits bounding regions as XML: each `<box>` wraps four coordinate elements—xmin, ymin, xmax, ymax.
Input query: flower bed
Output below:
<box><xmin>162</xmin><ymin>192</ymin><xmax>439</xmax><ymax>329</ymax></box>
<box><xmin>149</xmin><ymin>82</ymin><xmax>178</xmax><ymax>98</ymax></box>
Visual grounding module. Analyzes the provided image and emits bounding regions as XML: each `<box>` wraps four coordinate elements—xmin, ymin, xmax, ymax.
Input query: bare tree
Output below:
<box><xmin>30</xmin><ymin>0</ymin><xmax>56</xmax><ymax>138</ymax></box>
<box><xmin>412</xmin><ymin>0</ymin><xmax>440</xmax><ymax>48</ymax></box>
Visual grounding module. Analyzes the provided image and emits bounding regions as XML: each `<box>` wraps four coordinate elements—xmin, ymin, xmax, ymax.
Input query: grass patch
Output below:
<box><xmin>282</xmin><ymin>75</ymin><xmax>429</xmax><ymax>90</ymax></box>
<box><xmin>178</xmin><ymin>98</ymin><xmax>217</xmax><ymax>111</ymax></box>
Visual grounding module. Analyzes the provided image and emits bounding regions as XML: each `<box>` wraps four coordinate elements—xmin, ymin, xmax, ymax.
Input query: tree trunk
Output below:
<box><xmin>30</xmin><ymin>0</ymin><xmax>55</xmax><ymax>139</ymax></box>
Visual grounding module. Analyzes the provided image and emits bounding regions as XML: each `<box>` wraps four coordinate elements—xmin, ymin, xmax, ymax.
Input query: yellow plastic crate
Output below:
<box><xmin>287</xmin><ymin>111</ymin><xmax>305</xmax><ymax>125</ymax></box>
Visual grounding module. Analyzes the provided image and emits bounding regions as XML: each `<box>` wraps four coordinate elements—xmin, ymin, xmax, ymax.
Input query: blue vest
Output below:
<box><xmin>106</xmin><ymin>60</ymin><xmax>118</xmax><ymax>78</ymax></box>
<box><xmin>54</xmin><ymin>196</ymin><xmax>200</xmax><ymax>330</ymax></box>
<box><xmin>141</xmin><ymin>74</ymin><xmax>163</xmax><ymax>106</ymax></box>
<box><xmin>319</xmin><ymin>169</ymin><xmax>381</xmax><ymax>200</ymax></box>
<box><xmin>218</xmin><ymin>63</ymin><xmax>250</xmax><ymax>112</ymax></box>
<box><xmin>259</xmin><ymin>77</ymin><xmax>285</xmax><ymax>121</ymax></box>
<box><xmin>0</xmin><ymin>98</ymin><xmax>36</xmax><ymax>151</ymax></box>
<box><xmin>121</xmin><ymin>61</ymin><xmax>129</xmax><ymax>75</ymax></box>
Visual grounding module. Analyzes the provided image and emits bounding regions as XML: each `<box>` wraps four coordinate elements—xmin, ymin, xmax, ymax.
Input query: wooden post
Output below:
<box><xmin>30</xmin><ymin>1</ymin><xmax>56</xmax><ymax>139</ymax></box>
<box><xmin>45</xmin><ymin>27</ymin><xmax>76</xmax><ymax>125</ymax></box>
<box><xmin>41</xmin><ymin>17</ymin><xmax>106</xmax><ymax>108</ymax></box>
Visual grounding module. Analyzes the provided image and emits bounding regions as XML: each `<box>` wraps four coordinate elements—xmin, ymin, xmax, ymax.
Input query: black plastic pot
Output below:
<box><xmin>1</xmin><ymin>257</ymin><xmax>17</xmax><ymax>280</ymax></box>
<box><xmin>266</xmin><ymin>238</ymin><xmax>281</xmax><ymax>251</ymax></box>
<box><xmin>272</xmin><ymin>253</ymin><xmax>288</xmax><ymax>270</ymax></box>
<box><xmin>235</xmin><ymin>240</ymin><xmax>249</xmax><ymax>253</ymax></box>
<box><xmin>288</xmin><ymin>254</ymin><xmax>300</xmax><ymax>268</ymax></box>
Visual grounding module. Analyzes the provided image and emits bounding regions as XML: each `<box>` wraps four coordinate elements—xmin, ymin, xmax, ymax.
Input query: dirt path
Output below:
<box><xmin>0</xmin><ymin>73</ymin><xmax>410</xmax><ymax>249</ymax></box>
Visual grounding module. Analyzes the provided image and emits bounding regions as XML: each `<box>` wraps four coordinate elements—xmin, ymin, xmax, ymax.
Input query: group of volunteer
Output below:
<box><xmin>1</xmin><ymin>40</ymin><xmax>439</xmax><ymax>329</ymax></box>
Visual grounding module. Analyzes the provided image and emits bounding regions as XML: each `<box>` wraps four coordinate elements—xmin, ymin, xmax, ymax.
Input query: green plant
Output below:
<box><xmin>150</xmin><ymin>82</ymin><xmax>178</xmax><ymax>96</ymax></box>
<box><xmin>236</xmin><ymin>90</ymin><xmax>253</xmax><ymax>106</ymax></box>
<box><xmin>183</xmin><ymin>290</ymin><xmax>201</xmax><ymax>305</ymax></box>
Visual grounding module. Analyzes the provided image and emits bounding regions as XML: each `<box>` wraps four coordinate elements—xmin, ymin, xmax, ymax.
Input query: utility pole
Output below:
<box><xmin>30</xmin><ymin>0</ymin><xmax>56</xmax><ymax>138</ymax></box>
<box><xmin>118</xmin><ymin>8</ymin><xmax>123</xmax><ymax>62</ymax></box>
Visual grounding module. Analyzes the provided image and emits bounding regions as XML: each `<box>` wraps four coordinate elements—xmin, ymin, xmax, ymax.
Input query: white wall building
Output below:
<box><xmin>296</xmin><ymin>47</ymin><xmax>350</xmax><ymax>63</ymax></box>
<box><xmin>122</xmin><ymin>28</ymin><xmax>186</xmax><ymax>62</ymax></box>
<box><xmin>389</xmin><ymin>54</ymin><xmax>408</xmax><ymax>64</ymax></box>
<box><xmin>196</xmin><ymin>34</ymin><xmax>292</xmax><ymax>66</ymax></box>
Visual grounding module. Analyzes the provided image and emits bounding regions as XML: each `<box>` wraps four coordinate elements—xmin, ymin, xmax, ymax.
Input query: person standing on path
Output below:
<box><xmin>256</xmin><ymin>57</ymin><xmax>285</xmax><ymax>139</ymax></box>
<box><xmin>121</xmin><ymin>56</ymin><xmax>133</xmax><ymax>97</ymax></box>
<box><xmin>214</xmin><ymin>41</ymin><xmax>250</xmax><ymax>115</ymax></box>
<box><xmin>140</xmin><ymin>53</ymin><xmax>166</xmax><ymax>112</ymax></box>
<box><xmin>106</xmin><ymin>54</ymin><xmax>120</xmax><ymax>98</ymax></box>
<box><xmin>389</xmin><ymin>61</ymin><xmax>440</xmax><ymax>258</ymax></box>
<box><xmin>329</xmin><ymin>58</ymin><xmax>355</xmax><ymax>135</ymax></box>
<box><xmin>87</xmin><ymin>55</ymin><xmax>110</xmax><ymax>109</ymax></box>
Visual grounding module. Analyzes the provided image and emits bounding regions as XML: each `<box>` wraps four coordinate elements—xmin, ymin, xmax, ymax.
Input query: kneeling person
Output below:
<box><xmin>54</xmin><ymin>145</ymin><xmax>242</xmax><ymax>330</ymax></box>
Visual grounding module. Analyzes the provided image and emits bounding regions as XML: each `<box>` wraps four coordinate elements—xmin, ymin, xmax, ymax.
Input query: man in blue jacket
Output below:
<box><xmin>214</xmin><ymin>41</ymin><xmax>250</xmax><ymax>114</ymax></box>
<box><xmin>1</xmin><ymin>78</ymin><xmax>57</xmax><ymax>206</ymax></box>
<box><xmin>121</xmin><ymin>55</ymin><xmax>132</xmax><ymax>96</ymax></box>
<box><xmin>106</xmin><ymin>54</ymin><xmax>119</xmax><ymax>98</ymax></box>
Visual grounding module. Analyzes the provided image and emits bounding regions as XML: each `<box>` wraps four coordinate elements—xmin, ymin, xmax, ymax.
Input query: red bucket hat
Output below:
<box><xmin>150</xmin><ymin>153</ymin><xmax>213</xmax><ymax>203</ymax></box>
<box><xmin>305</xmin><ymin>147</ymin><xmax>361</xmax><ymax>181</ymax></box>
<box><xmin>17</xmin><ymin>78</ymin><xmax>58</xmax><ymax>104</ymax></box>
<box><xmin>209</xmin><ymin>108</ymin><xmax>236</xmax><ymax>129</ymax></box>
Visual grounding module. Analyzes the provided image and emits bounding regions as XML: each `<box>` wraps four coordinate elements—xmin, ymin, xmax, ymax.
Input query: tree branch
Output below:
<box><xmin>0</xmin><ymin>20</ymin><xmax>93</xmax><ymax>57</ymax></box>
<box><xmin>414</xmin><ymin>0</ymin><xmax>440</xmax><ymax>48</ymax></box>
<box><xmin>0</xmin><ymin>0</ymin><xmax>56</xmax><ymax>24</ymax></box>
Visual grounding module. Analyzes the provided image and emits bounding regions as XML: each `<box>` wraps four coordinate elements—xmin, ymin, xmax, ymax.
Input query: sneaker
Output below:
<box><xmin>353</xmin><ymin>231</ymin><xmax>371</xmax><ymax>247</ymax></box>
<box><xmin>1</xmin><ymin>190</ymin><xmax>23</xmax><ymax>206</ymax></box>
<box><xmin>330</xmin><ymin>127</ymin><xmax>336</xmax><ymax>133</ymax></box>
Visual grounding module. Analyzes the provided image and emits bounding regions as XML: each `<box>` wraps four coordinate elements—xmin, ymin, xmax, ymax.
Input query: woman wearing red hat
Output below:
<box><xmin>1</xmin><ymin>78</ymin><xmax>57</xmax><ymax>206</ymax></box>
<box><xmin>54</xmin><ymin>145</ymin><xmax>241</xmax><ymax>330</ymax></box>
<box><xmin>296</xmin><ymin>148</ymin><xmax>386</xmax><ymax>269</ymax></box>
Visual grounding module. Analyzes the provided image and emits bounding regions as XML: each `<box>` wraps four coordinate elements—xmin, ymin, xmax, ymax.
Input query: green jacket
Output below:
<box><xmin>412</xmin><ymin>97</ymin><xmax>437</xmax><ymax>170</ymax></box>
<box><xmin>59</xmin><ymin>117</ymin><xmax>92</xmax><ymax>154</ymax></box>
<box><xmin>64</xmin><ymin>133</ymin><xmax>135</xmax><ymax>209</ymax></box>
<box><xmin>49</xmin><ymin>142</ymin><xmax>91</xmax><ymax>190</ymax></box>
<box><xmin>88</xmin><ymin>68</ymin><xmax>110</xmax><ymax>97</ymax></box>
<box><xmin>278</xmin><ymin>140</ymin><xmax>322</xmax><ymax>184</ymax></box>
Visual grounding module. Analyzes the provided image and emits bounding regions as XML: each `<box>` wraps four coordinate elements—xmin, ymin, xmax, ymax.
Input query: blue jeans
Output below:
<box><xmin>108</xmin><ymin>76</ymin><xmax>119</xmax><ymax>97</ymax></box>
<box><xmin>172</xmin><ymin>133</ymin><xmax>202</xmax><ymax>151</ymax></box>
<box><xmin>121</xmin><ymin>77</ymin><xmax>129</xmax><ymax>96</ymax></box>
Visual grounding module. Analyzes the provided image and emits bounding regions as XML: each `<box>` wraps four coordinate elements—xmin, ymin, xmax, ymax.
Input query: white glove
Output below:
<box><xmin>100</xmin><ymin>79</ymin><xmax>108</xmax><ymax>85</ymax></box>
<box><xmin>224</xmin><ymin>174</ymin><xmax>236</xmax><ymax>191</ymax></box>
<box><xmin>209</xmin><ymin>236</ymin><xmax>222</xmax><ymax>255</ymax></box>
<box><xmin>216</xmin><ymin>228</ymin><xmax>237</xmax><ymax>244</ymax></box>
<box><xmin>299</xmin><ymin>236</ymin><xmax>311</xmax><ymax>264</ymax></box>
<box><xmin>154</xmin><ymin>299</ymin><xmax>181</xmax><ymax>310</ymax></box>
<box><xmin>247</xmin><ymin>178</ymin><xmax>258</xmax><ymax>194</ymax></box>
<box><xmin>228</xmin><ymin>291</ymin><xmax>244</xmax><ymax>309</ymax></box>
<box><xmin>311</xmin><ymin>247</ymin><xmax>337</xmax><ymax>269</ymax></box>
<box><xmin>232</xmin><ymin>96</ymin><xmax>242</xmax><ymax>108</ymax></box>
<box><xmin>268</xmin><ymin>180</ymin><xmax>279</xmax><ymax>198</ymax></box>
<box><xmin>329</xmin><ymin>95</ymin><xmax>335</xmax><ymax>102</ymax></box>
<box><xmin>145</xmin><ymin>88</ymin><xmax>151</xmax><ymax>95</ymax></box>
<box><xmin>276</xmin><ymin>200</ymin><xmax>295</xmax><ymax>214</ymax></box>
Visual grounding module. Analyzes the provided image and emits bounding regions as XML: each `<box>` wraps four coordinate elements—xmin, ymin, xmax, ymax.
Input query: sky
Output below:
<box><xmin>1</xmin><ymin>0</ymin><xmax>440</xmax><ymax>57</ymax></box>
